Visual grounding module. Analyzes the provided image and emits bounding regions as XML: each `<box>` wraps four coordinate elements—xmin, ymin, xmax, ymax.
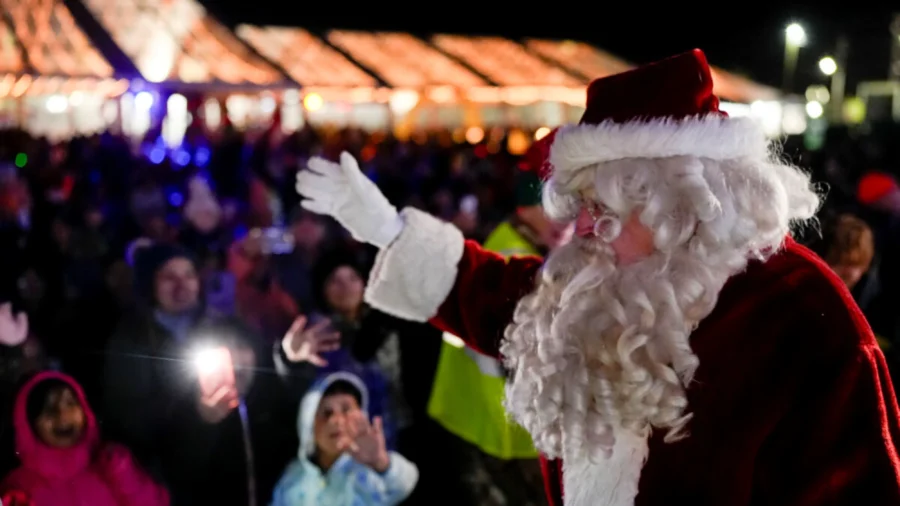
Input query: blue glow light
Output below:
<box><xmin>194</xmin><ymin>146</ymin><xmax>210</xmax><ymax>167</ymax></box>
<box><xmin>149</xmin><ymin>148</ymin><xmax>165</xmax><ymax>164</ymax></box>
<box><xmin>172</xmin><ymin>149</ymin><xmax>191</xmax><ymax>167</ymax></box>
<box><xmin>168</xmin><ymin>192</ymin><xmax>183</xmax><ymax>207</ymax></box>
<box><xmin>232</xmin><ymin>224</ymin><xmax>248</xmax><ymax>242</ymax></box>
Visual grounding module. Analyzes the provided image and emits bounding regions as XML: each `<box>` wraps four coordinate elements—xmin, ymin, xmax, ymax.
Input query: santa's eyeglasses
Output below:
<box><xmin>578</xmin><ymin>198</ymin><xmax>621</xmax><ymax>241</ymax></box>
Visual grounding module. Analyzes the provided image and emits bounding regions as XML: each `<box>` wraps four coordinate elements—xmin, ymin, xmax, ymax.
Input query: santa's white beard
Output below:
<box><xmin>500</xmin><ymin>236</ymin><xmax>739</xmax><ymax>505</ymax></box>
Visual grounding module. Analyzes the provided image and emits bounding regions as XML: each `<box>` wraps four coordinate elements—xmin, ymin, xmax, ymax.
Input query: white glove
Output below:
<box><xmin>296</xmin><ymin>152</ymin><xmax>404</xmax><ymax>249</ymax></box>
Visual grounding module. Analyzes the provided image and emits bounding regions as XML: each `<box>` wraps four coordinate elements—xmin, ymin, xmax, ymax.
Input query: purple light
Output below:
<box><xmin>168</xmin><ymin>192</ymin><xmax>183</xmax><ymax>206</ymax></box>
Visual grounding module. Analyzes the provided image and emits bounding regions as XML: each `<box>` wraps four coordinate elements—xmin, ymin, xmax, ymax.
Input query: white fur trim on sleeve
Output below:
<box><xmin>364</xmin><ymin>208</ymin><xmax>465</xmax><ymax>322</ymax></box>
<box><xmin>550</xmin><ymin>116</ymin><xmax>769</xmax><ymax>178</ymax></box>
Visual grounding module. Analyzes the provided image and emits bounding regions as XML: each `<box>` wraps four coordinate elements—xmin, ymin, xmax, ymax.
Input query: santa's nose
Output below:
<box><xmin>575</xmin><ymin>207</ymin><xmax>595</xmax><ymax>237</ymax></box>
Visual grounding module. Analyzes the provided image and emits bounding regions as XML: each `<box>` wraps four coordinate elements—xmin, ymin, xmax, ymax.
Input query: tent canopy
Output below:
<box><xmin>236</xmin><ymin>25</ymin><xmax>376</xmax><ymax>88</ymax></box>
<box><xmin>526</xmin><ymin>38</ymin><xmax>780</xmax><ymax>103</ymax></box>
<box><xmin>0</xmin><ymin>0</ymin><xmax>128</xmax><ymax>97</ymax></box>
<box><xmin>80</xmin><ymin>0</ymin><xmax>287</xmax><ymax>86</ymax></box>
<box><xmin>0</xmin><ymin>0</ymin><xmax>780</xmax><ymax>105</ymax></box>
<box><xmin>431</xmin><ymin>35</ymin><xmax>582</xmax><ymax>87</ymax></box>
<box><xmin>0</xmin><ymin>18</ymin><xmax>24</xmax><ymax>75</ymax></box>
<box><xmin>326</xmin><ymin>30</ymin><xmax>488</xmax><ymax>88</ymax></box>
<box><xmin>525</xmin><ymin>39</ymin><xmax>632</xmax><ymax>81</ymax></box>
<box><xmin>1</xmin><ymin>0</ymin><xmax>112</xmax><ymax>78</ymax></box>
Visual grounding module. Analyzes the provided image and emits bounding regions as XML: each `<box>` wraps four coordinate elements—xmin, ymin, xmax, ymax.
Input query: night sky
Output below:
<box><xmin>207</xmin><ymin>2</ymin><xmax>897</xmax><ymax>93</ymax></box>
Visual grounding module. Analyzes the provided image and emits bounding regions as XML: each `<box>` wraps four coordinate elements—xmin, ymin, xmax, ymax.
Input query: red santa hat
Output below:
<box><xmin>548</xmin><ymin>49</ymin><xmax>770</xmax><ymax>179</ymax></box>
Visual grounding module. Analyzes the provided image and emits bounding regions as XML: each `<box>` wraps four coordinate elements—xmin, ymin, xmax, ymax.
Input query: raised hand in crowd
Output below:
<box><xmin>281</xmin><ymin>315</ymin><xmax>340</xmax><ymax>366</ymax></box>
<box><xmin>0</xmin><ymin>302</ymin><xmax>28</xmax><ymax>347</ymax></box>
<box><xmin>338</xmin><ymin>413</ymin><xmax>390</xmax><ymax>473</ymax></box>
<box><xmin>197</xmin><ymin>384</ymin><xmax>239</xmax><ymax>424</ymax></box>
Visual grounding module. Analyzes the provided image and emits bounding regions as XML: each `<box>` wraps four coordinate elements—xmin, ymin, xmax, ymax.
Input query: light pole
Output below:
<box><xmin>783</xmin><ymin>23</ymin><xmax>808</xmax><ymax>94</ymax></box>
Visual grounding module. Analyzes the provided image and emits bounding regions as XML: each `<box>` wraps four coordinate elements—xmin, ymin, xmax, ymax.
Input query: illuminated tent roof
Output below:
<box><xmin>80</xmin><ymin>0</ymin><xmax>286</xmax><ymax>87</ymax></box>
<box><xmin>2</xmin><ymin>0</ymin><xmax>112</xmax><ymax>77</ymax></box>
<box><xmin>709</xmin><ymin>67</ymin><xmax>780</xmax><ymax>103</ymax></box>
<box><xmin>431</xmin><ymin>35</ymin><xmax>583</xmax><ymax>87</ymax></box>
<box><xmin>525</xmin><ymin>38</ymin><xmax>779</xmax><ymax>103</ymax></box>
<box><xmin>236</xmin><ymin>25</ymin><xmax>376</xmax><ymax>87</ymax></box>
<box><xmin>525</xmin><ymin>39</ymin><xmax>631</xmax><ymax>81</ymax></box>
<box><xmin>326</xmin><ymin>30</ymin><xmax>488</xmax><ymax>88</ymax></box>
<box><xmin>0</xmin><ymin>18</ymin><xmax>24</xmax><ymax>75</ymax></box>
<box><xmin>0</xmin><ymin>0</ymin><xmax>128</xmax><ymax>97</ymax></box>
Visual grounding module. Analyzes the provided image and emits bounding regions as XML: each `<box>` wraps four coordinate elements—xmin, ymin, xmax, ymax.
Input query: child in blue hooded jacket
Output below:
<box><xmin>271</xmin><ymin>372</ymin><xmax>418</xmax><ymax>506</ymax></box>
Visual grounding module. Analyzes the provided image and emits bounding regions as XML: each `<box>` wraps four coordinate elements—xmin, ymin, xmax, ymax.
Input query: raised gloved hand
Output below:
<box><xmin>296</xmin><ymin>152</ymin><xmax>403</xmax><ymax>249</ymax></box>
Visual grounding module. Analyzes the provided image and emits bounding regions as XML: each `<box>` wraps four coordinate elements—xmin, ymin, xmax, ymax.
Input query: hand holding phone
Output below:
<box><xmin>193</xmin><ymin>346</ymin><xmax>238</xmax><ymax>423</ymax></box>
<box><xmin>197</xmin><ymin>383</ymin><xmax>238</xmax><ymax>424</ymax></box>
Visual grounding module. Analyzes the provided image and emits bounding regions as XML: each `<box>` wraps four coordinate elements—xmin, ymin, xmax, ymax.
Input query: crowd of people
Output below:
<box><xmin>0</xmin><ymin>113</ymin><xmax>898</xmax><ymax>505</ymax></box>
<box><xmin>0</xmin><ymin>121</ymin><xmax>553</xmax><ymax>506</ymax></box>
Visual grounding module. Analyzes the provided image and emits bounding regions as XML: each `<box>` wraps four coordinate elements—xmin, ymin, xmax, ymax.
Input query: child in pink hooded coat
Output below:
<box><xmin>0</xmin><ymin>371</ymin><xmax>169</xmax><ymax>506</ymax></box>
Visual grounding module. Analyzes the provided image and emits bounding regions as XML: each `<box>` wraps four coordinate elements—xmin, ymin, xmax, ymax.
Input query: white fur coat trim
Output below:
<box><xmin>364</xmin><ymin>208</ymin><xmax>465</xmax><ymax>322</ymax></box>
<box><xmin>563</xmin><ymin>428</ymin><xmax>650</xmax><ymax>506</ymax></box>
<box><xmin>549</xmin><ymin>115</ymin><xmax>769</xmax><ymax>178</ymax></box>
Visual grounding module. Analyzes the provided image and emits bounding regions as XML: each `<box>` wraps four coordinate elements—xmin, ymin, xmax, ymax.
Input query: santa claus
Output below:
<box><xmin>296</xmin><ymin>50</ymin><xmax>900</xmax><ymax>505</ymax></box>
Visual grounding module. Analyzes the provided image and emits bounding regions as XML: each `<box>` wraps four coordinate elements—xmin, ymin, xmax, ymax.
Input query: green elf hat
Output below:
<box><xmin>515</xmin><ymin>127</ymin><xmax>559</xmax><ymax>208</ymax></box>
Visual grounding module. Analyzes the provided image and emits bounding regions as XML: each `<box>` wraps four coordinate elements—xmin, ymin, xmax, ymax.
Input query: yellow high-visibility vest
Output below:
<box><xmin>426</xmin><ymin>221</ymin><xmax>540</xmax><ymax>459</ymax></box>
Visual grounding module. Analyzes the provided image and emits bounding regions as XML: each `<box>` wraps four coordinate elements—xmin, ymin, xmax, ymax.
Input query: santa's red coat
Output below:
<box><xmin>365</xmin><ymin>209</ymin><xmax>900</xmax><ymax>505</ymax></box>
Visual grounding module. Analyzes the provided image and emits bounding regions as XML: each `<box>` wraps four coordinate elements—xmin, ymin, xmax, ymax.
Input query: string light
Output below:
<box><xmin>507</xmin><ymin>129</ymin><xmax>529</xmax><ymax>155</ymax></box>
<box><xmin>45</xmin><ymin>95</ymin><xmax>68</xmax><ymax>113</ymax></box>
<box><xmin>465</xmin><ymin>126</ymin><xmax>484</xmax><ymax>144</ymax></box>
<box><xmin>302</xmin><ymin>92</ymin><xmax>323</xmax><ymax>111</ymax></box>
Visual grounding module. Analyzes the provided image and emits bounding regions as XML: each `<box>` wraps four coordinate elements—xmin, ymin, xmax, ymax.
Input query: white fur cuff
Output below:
<box><xmin>364</xmin><ymin>208</ymin><xmax>465</xmax><ymax>322</ymax></box>
<box><xmin>550</xmin><ymin>116</ymin><xmax>769</xmax><ymax>178</ymax></box>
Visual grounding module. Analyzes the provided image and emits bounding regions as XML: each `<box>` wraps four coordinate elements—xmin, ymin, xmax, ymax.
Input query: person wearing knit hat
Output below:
<box><xmin>132</xmin><ymin>242</ymin><xmax>199</xmax><ymax>314</ymax></box>
<box><xmin>105</xmin><ymin>239</ymin><xmax>302</xmax><ymax>505</ymax></box>
<box><xmin>298</xmin><ymin>49</ymin><xmax>900</xmax><ymax>505</ymax></box>
<box><xmin>485</xmin><ymin>128</ymin><xmax>573</xmax><ymax>257</ymax></box>
<box><xmin>857</xmin><ymin>170</ymin><xmax>900</xmax><ymax>211</ymax></box>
